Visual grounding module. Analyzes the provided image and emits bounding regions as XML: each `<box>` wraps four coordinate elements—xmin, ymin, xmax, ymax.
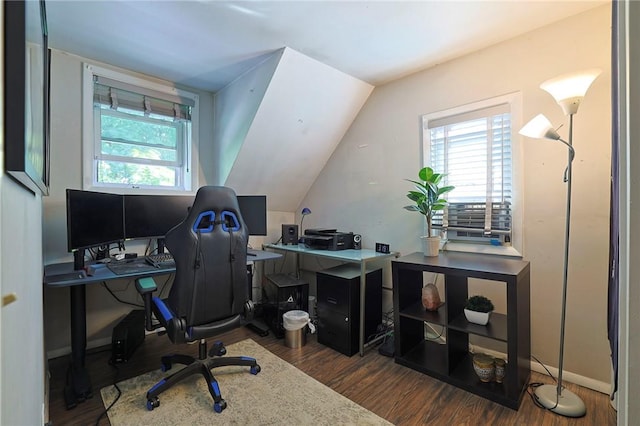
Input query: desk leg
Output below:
<box><xmin>359</xmin><ymin>262</ymin><xmax>366</xmax><ymax>357</ymax></box>
<box><xmin>245</xmin><ymin>264</ymin><xmax>270</xmax><ymax>337</ymax></box>
<box><xmin>64</xmin><ymin>284</ymin><xmax>92</xmax><ymax>409</ymax></box>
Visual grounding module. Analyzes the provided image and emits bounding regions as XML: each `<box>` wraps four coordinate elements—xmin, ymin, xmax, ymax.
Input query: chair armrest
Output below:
<box><xmin>135</xmin><ymin>277</ymin><xmax>159</xmax><ymax>331</ymax></box>
<box><xmin>136</xmin><ymin>277</ymin><xmax>157</xmax><ymax>294</ymax></box>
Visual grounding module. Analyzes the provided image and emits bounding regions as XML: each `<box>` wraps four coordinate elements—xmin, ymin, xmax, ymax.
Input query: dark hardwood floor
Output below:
<box><xmin>47</xmin><ymin>327</ymin><xmax>617</xmax><ymax>425</ymax></box>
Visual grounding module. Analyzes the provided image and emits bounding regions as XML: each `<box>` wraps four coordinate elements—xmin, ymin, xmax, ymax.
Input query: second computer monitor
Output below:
<box><xmin>237</xmin><ymin>195</ymin><xmax>267</xmax><ymax>236</ymax></box>
<box><xmin>124</xmin><ymin>194</ymin><xmax>194</xmax><ymax>240</ymax></box>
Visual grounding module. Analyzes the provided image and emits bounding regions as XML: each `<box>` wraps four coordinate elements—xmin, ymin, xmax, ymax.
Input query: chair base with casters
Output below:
<box><xmin>136</xmin><ymin>276</ymin><xmax>261</xmax><ymax>413</ymax></box>
<box><xmin>145</xmin><ymin>339</ymin><xmax>261</xmax><ymax>413</ymax></box>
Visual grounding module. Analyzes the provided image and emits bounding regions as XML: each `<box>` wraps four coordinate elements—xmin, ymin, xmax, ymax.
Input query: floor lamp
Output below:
<box><xmin>519</xmin><ymin>68</ymin><xmax>601</xmax><ymax>418</ymax></box>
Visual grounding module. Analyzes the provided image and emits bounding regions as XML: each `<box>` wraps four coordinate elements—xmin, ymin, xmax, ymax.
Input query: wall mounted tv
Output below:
<box><xmin>66</xmin><ymin>189</ymin><xmax>124</xmax><ymax>252</ymax></box>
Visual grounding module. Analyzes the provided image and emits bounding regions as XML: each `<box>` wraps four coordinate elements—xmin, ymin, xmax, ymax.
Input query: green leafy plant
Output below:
<box><xmin>404</xmin><ymin>166</ymin><xmax>455</xmax><ymax>237</ymax></box>
<box><xmin>465</xmin><ymin>295</ymin><xmax>495</xmax><ymax>313</ymax></box>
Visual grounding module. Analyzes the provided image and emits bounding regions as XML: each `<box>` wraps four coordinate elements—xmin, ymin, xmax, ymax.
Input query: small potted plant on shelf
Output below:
<box><xmin>464</xmin><ymin>295</ymin><xmax>494</xmax><ymax>325</ymax></box>
<box><xmin>404</xmin><ymin>166</ymin><xmax>455</xmax><ymax>257</ymax></box>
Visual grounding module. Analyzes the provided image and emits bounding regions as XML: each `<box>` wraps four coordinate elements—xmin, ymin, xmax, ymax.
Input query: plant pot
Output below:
<box><xmin>421</xmin><ymin>236</ymin><xmax>440</xmax><ymax>257</ymax></box>
<box><xmin>464</xmin><ymin>308</ymin><xmax>491</xmax><ymax>325</ymax></box>
<box><xmin>472</xmin><ymin>353</ymin><xmax>495</xmax><ymax>382</ymax></box>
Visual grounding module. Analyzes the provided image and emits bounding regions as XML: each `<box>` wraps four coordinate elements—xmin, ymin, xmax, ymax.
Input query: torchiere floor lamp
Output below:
<box><xmin>519</xmin><ymin>68</ymin><xmax>601</xmax><ymax>418</ymax></box>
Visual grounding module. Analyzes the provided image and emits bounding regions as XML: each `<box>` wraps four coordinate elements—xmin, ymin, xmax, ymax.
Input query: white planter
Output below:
<box><xmin>421</xmin><ymin>236</ymin><xmax>440</xmax><ymax>257</ymax></box>
<box><xmin>464</xmin><ymin>309</ymin><xmax>491</xmax><ymax>325</ymax></box>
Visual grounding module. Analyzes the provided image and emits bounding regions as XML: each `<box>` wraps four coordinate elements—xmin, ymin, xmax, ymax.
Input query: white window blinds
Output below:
<box><xmin>426</xmin><ymin>103</ymin><xmax>512</xmax><ymax>243</ymax></box>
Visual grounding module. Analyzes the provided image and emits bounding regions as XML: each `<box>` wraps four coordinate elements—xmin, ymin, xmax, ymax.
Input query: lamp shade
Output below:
<box><xmin>301</xmin><ymin>207</ymin><xmax>311</xmax><ymax>215</ymax></box>
<box><xmin>540</xmin><ymin>68</ymin><xmax>601</xmax><ymax>115</ymax></box>
<box><xmin>519</xmin><ymin>114</ymin><xmax>561</xmax><ymax>141</ymax></box>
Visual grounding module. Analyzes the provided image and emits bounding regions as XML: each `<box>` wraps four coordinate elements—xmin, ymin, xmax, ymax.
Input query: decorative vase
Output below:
<box><xmin>472</xmin><ymin>353</ymin><xmax>495</xmax><ymax>383</ymax></box>
<box><xmin>421</xmin><ymin>283</ymin><xmax>443</xmax><ymax>311</ymax></box>
<box><xmin>464</xmin><ymin>308</ymin><xmax>491</xmax><ymax>325</ymax></box>
<box><xmin>421</xmin><ymin>236</ymin><xmax>440</xmax><ymax>257</ymax></box>
<box><xmin>494</xmin><ymin>358</ymin><xmax>506</xmax><ymax>383</ymax></box>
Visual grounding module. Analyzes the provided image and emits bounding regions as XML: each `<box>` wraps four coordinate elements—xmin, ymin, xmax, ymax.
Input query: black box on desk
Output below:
<box><xmin>111</xmin><ymin>309</ymin><xmax>145</xmax><ymax>363</ymax></box>
<box><xmin>316</xmin><ymin>264</ymin><xmax>382</xmax><ymax>356</ymax></box>
<box><xmin>262</xmin><ymin>274</ymin><xmax>309</xmax><ymax>338</ymax></box>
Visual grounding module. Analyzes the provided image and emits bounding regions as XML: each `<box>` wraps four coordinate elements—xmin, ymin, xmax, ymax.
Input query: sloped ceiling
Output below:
<box><xmin>220</xmin><ymin>48</ymin><xmax>374</xmax><ymax>212</ymax></box>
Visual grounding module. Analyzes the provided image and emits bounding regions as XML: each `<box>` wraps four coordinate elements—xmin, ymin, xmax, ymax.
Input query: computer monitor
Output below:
<box><xmin>124</xmin><ymin>194</ymin><xmax>194</xmax><ymax>240</ymax></box>
<box><xmin>237</xmin><ymin>195</ymin><xmax>267</xmax><ymax>236</ymax></box>
<box><xmin>66</xmin><ymin>189</ymin><xmax>125</xmax><ymax>252</ymax></box>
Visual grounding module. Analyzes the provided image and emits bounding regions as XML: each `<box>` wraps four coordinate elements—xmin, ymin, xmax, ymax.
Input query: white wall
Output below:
<box><xmin>300</xmin><ymin>5</ymin><xmax>612</xmax><ymax>386</ymax></box>
<box><xmin>0</xmin><ymin>1</ymin><xmax>47</xmax><ymax>421</ymax></box>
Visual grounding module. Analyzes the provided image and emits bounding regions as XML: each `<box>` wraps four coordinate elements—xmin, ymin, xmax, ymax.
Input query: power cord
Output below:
<box><xmin>101</xmin><ymin>282</ymin><xmax>144</xmax><ymax>308</ymax></box>
<box><xmin>94</xmin><ymin>359</ymin><xmax>122</xmax><ymax>426</ymax></box>
<box><xmin>526</xmin><ymin>354</ymin><xmax>560</xmax><ymax>411</ymax></box>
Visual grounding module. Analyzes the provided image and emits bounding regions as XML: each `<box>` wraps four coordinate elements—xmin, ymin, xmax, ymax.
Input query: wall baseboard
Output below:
<box><xmin>46</xmin><ymin>336</ymin><xmax>112</xmax><ymax>360</ymax></box>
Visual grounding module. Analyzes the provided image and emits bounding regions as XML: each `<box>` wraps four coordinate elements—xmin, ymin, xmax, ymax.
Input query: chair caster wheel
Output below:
<box><xmin>146</xmin><ymin>397</ymin><xmax>160</xmax><ymax>411</ymax></box>
<box><xmin>210</xmin><ymin>341</ymin><xmax>227</xmax><ymax>357</ymax></box>
<box><xmin>214</xmin><ymin>399</ymin><xmax>227</xmax><ymax>413</ymax></box>
<box><xmin>250</xmin><ymin>365</ymin><xmax>261</xmax><ymax>375</ymax></box>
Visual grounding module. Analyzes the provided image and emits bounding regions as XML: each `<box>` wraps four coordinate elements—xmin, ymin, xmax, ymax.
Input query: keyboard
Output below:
<box><xmin>145</xmin><ymin>253</ymin><xmax>175</xmax><ymax>268</ymax></box>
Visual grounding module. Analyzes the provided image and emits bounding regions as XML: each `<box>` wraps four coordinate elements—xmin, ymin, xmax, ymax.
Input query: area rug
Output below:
<box><xmin>101</xmin><ymin>338</ymin><xmax>391</xmax><ymax>425</ymax></box>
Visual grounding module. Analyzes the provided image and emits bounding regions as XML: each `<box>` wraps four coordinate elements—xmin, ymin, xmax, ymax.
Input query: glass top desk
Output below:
<box><xmin>264</xmin><ymin>243</ymin><xmax>399</xmax><ymax>356</ymax></box>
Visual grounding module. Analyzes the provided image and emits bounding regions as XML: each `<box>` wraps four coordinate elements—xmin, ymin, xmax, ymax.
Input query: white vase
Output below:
<box><xmin>421</xmin><ymin>236</ymin><xmax>440</xmax><ymax>257</ymax></box>
<box><xmin>464</xmin><ymin>309</ymin><xmax>491</xmax><ymax>325</ymax></box>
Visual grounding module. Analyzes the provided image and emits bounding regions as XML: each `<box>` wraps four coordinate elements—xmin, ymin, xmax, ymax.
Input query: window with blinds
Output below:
<box><xmin>425</xmin><ymin>103</ymin><xmax>512</xmax><ymax>245</ymax></box>
<box><xmin>83</xmin><ymin>64</ymin><xmax>198</xmax><ymax>192</ymax></box>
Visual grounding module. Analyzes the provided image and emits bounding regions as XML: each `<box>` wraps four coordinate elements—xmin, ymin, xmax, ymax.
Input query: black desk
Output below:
<box><xmin>43</xmin><ymin>249</ymin><xmax>280</xmax><ymax>409</ymax></box>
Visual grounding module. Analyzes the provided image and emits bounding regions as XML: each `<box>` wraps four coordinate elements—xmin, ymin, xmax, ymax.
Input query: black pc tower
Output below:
<box><xmin>262</xmin><ymin>274</ymin><xmax>309</xmax><ymax>338</ymax></box>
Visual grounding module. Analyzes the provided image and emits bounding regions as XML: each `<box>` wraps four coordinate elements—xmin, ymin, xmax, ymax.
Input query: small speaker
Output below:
<box><xmin>353</xmin><ymin>234</ymin><xmax>362</xmax><ymax>250</ymax></box>
<box><xmin>281</xmin><ymin>224</ymin><xmax>299</xmax><ymax>245</ymax></box>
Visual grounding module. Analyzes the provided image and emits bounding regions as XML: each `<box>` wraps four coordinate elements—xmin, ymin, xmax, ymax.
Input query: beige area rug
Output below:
<box><xmin>101</xmin><ymin>338</ymin><xmax>392</xmax><ymax>425</ymax></box>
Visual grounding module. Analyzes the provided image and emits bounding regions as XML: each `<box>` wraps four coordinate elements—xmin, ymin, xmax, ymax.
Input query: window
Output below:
<box><xmin>82</xmin><ymin>64</ymin><xmax>199</xmax><ymax>193</ymax></box>
<box><xmin>423</xmin><ymin>94</ymin><xmax>522</xmax><ymax>256</ymax></box>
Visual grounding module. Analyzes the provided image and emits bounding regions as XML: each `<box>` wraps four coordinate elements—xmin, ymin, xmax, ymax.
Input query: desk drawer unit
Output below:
<box><xmin>316</xmin><ymin>264</ymin><xmax>382</xmax><ymax>356</ymax></box>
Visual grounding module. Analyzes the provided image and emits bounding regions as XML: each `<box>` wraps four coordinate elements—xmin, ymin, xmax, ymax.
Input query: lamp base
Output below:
<box><xmin>534</xmin><ymin>384</ymin><xmax>586</xmax><ymax>417</ymax></box>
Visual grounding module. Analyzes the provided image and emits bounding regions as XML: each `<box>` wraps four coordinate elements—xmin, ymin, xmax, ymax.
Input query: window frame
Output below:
<box><xmin>422</xmin><ymin>92</ymin><xmax>524</xmax><ymax>257</ymax></box>
<box><xmin>82</xmin><ymin>63</ymin><xmax>199</xmax><ymax>194</ymax></box>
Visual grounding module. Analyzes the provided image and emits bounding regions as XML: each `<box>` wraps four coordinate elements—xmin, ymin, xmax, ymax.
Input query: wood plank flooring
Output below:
<box><xmin>47</xmin><ymin>327</ymin><xmax>617</xmax><ymax>425</ymax></box>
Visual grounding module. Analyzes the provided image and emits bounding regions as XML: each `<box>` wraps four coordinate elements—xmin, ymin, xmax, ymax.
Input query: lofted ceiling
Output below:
<box><xmin>46</xmin><ymin>1</ymin><xmax>607</xmax><ymax>93</ymax></box>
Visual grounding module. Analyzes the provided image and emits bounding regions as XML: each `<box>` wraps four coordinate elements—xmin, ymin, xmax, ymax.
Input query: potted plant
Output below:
<box><xmin>464</xmin><ymin>295</ymin><xmax>495</xmax><ymax>325</ymax></box>
<box><xmin>404</xmin><ymin>166</ymin><xmax>455</xmax><ymax>256</ymax></box>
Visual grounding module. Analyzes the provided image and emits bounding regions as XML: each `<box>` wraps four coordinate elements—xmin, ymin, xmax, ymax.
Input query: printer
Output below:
<box><xmin>303</xmin><ymin>228</ymin><xmax>354</xmax><ymax>251</ymax></box>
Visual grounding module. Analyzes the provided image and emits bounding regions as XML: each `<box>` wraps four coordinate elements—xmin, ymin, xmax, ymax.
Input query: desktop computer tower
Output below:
<box><xmin>316</xmin><ymin>264</ymin><xmax>382</xmax><ymax>356</ymax></box>
<box><xmin>262</xmin><ymin>274</ymin><xmax>309</xmax><ymax>338</ymax></box>
<box><xmin>111</xmin><ymin>309</ymin><xmax>145</xmax><ymax>363</ymax></box>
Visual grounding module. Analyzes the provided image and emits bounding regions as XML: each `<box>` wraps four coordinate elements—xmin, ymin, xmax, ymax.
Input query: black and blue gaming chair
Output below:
<box><xmin>136</xmin><ymin>186</ymin><xmax>260</xmax><ymax>413</ymax></box>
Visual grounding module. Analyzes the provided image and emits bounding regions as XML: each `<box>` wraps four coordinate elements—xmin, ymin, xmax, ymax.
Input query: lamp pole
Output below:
<box><xmin>557</xmin><ymin>113</ymin><xmax>574</xmax><ymax>400</ymax></box>
<box><xmin>533</xmin><ymin>114</ymin><xmax>586</xmax><ymax>417</ymax></box>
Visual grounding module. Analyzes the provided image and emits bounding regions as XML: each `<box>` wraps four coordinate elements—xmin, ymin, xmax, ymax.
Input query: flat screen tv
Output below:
<box><xmin>124</xmin><ymin>194</ymin><xmax>194</xmax><ymax>240</ymax></box>
<box><xmin>237</xmin><ymin>195</ymin><xmax>267</xmax><ymax>236</ymax></box>
<box><xmin>66</xmin><ymin>189</ymin><xmax>125</xmax><ymax>252</ymax></box>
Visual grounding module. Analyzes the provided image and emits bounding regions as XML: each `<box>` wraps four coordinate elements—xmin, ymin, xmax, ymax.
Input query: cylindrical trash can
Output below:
<box><xmin>282</xmin><ymin>310</ymin><xmax>314</xmax><ymax>348</ymax></box>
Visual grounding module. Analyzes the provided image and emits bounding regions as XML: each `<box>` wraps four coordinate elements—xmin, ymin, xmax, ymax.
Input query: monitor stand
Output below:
<box><xmin>73</xmin><ymin>249</ymin><xmax>85</xmax><ymax>270</ymax></box>
<box><xmin>157</xmin><ymin>238</ymin><xmax>166</xmax><ymax>254</ymax></box>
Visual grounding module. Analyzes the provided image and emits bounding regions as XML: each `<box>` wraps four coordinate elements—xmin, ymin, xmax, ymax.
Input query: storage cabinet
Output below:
<box><xmin>317</xmin><ymin>264</ymin><xmax>382</xmax><ymax>356</ymax></box>
<box><xmin>392</xmin><ymin>252</ymin><xmax>530</xmax><ymax>409</ymax></box>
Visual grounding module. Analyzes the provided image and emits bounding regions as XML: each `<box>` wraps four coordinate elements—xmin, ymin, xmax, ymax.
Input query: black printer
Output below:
<box><xmin>303</xmin><ymin>228</ymin><xmax>354</xmax><ymax>251</ymax></box>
